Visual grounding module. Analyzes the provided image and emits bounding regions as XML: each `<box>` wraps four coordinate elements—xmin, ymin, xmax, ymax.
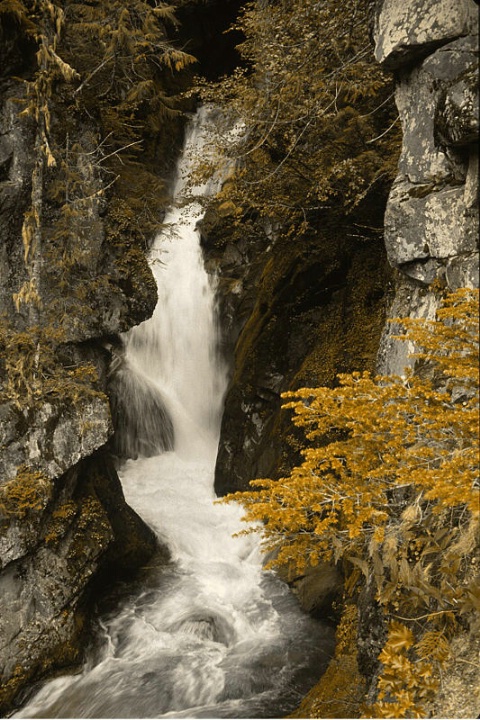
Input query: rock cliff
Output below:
<box><xmin>294</xmin><ymin>1</ymin><xmax>478</xmax><ymax>716</ymax></box>
<box><xmin>363</xmin><ymin>2</ymin><xmax>478</xmax><ymax>714</ymax></box>
<box><xmin>374</xmin><ymin>0</ymin><xmax>479</xmax><ymax>374</ymax></box>
<box><xmin>0</xmin><ymin>1</ymin><xmax>186</xmax><ymax>710</ymax></box>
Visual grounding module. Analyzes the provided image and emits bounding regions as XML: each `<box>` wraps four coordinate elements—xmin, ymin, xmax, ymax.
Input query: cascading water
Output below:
<box><xmin>15</xmin><ymin>109</ymin><xmax>334</xmax><ymax>719</ymax></box>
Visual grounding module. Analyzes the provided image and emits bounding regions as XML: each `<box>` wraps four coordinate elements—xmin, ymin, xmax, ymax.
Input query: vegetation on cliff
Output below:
<box><xmin>195</xmin><ymin>0</ymin><xmax>400</xmax><ymax>494</ymax></box>
<box><xmin>224</xmin><ymin>287</ymin><xmax>480</xmax><ymax>717</ymax></box>
<box><xmin>0</xmin><ymin>0</ymin><xmax>196</xmax><ymax>410</ymax></box>
<box><xmin>193</xmin><ymin>0</ymin><xmax>400</xmax><ymax>237</ymax></box>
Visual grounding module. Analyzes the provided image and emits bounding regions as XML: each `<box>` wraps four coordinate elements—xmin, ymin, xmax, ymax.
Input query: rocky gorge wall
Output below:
<box><xmin>292</xmin><ymin>1</ymin><xmax>479</xmax><ymax>717</ymax></box>
<box><xmin>374</xmin><ymin>0</ymin><xmax>479</xmax><ymax>375</ymax></box>
<box><xmin>199</xmin><ymin>0</ymin><xmax>478</xmax><ymax>715</ymax></box>
<box><xmin>365</xmin><ymin>2</ymin><xmax>479</xmax><ymax>714</ymax></box>
<box><xmin>204</xmin><ymin>210</ymin><xmax>394</xmax><ymax>499</ymax></box>
<box><xmin>0</xmin><ymin>1</ymin><xmax>186</xmax><ymax>710</ymax></box>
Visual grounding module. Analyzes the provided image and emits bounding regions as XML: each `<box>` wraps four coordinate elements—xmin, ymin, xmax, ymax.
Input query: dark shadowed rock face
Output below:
<box><xmin>202</xmin><ymin>214</ymin><xmax>393</xmax><ymax>495</ymax></box>
<box><xmin>0</xmin><ymin>451</ymin><xmax>161</xmax><ymax>715</ymax></box>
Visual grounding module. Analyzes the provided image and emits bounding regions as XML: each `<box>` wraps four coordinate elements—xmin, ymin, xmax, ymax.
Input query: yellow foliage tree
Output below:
<box><xmin>227</xmin><ymin>288</ymin><xmax>478</xmax><ymax>569</ymax></box>
<box><xmin>223</xmin><ymin>287</ymin><xmax>479</xmax><ymax>717</ymax></box>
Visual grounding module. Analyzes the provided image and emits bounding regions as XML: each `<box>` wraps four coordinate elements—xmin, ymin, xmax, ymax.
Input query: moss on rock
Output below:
<box><xmin>289</xmin><ymin>604</ymin><xmax>366</xmax><ymax>719</ymax></box>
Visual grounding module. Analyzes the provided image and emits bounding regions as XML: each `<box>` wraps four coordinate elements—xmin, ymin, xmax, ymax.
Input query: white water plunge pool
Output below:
<box><xmin>15</xmin><ymin>110</ymin><xmax>334</xmax><ymax>719</ymax></box>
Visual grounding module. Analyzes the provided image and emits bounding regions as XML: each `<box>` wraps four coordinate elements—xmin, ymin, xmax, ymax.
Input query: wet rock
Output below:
<box><xmin>276</xmin><ymin>561</ymin><xmax>344</xmax><ymax>619</ymax></box>
<box><xmin>0</xmin><ymin>11</ymin><xmax>161</xmax><ymax>712</ymax></box>
<box><xmin>108</xmin><ymin>355</ymin><xmax>175</xmax><ymax>460</ymax></box>
<box><xmin>0</xmin><ymin>452</ymin><xmax>159</xmax><ymax>715</ymax></box>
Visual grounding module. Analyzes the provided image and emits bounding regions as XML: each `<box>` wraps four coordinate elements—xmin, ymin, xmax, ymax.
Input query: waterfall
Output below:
<box><xmin>15</xmin><ymin>109</ymin><xmax>334</xmax><ymax>719</ymax></box>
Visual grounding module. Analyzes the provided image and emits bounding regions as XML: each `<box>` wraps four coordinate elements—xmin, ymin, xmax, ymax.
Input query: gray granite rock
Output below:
<box><xmin>436</xmin><ymin>65</ymin><xmax>479</xmax><ymax>147</ymax></box>
<box><xmin>0</xmin><ymin>397</ymin><xmax>112</xmax><ymax>486</ymax></box>
<box><xmin>373</xmin><ymin>0</ymin><xmax>478</xmax><ymax>69</ymax></box>
<box><xmin>385</xmin><ymin>180</ymin><xmax>478</xmax><ymax>274</ymax></box>
<box><xmin>446</xmin><ymin>252</ymin><xmax>479</xmax><ymax>289</ymax></box>
<box><xmin>376</xmin><ymin>278</ymin><xmax>439</xmax><ymax>377</ymax></box>
<box><xmin>394</xmin><ymin>36</ymin><xmax>477</xmax><ymax>184</ymax></box>
<box><xmin>382</xmin><ymin>29</ymin><xmax>478</xmax><ymax>290</ymax></box>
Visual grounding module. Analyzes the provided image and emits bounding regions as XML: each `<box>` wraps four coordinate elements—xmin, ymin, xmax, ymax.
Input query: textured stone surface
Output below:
<box><xmin>436</xmin><ymin>66</ymin><xmax>479</xmax><ymax>147</ymax></box>
<box><xmin>278</xmin><ymin>562</ymin><xmax>344</xmax><ymax>619</ymax></box>
<box><xmin>373</xmin><ymin>0</ymin><xmax>478</xmax><ymax>69</ymax></box>
<box><xmin>376</xmin><ymin>276</ymin><xmax>439</xmax><ymax>376</ymax></box>
<box><xmin>0</xmin><ymin>94</ymin><xmax>157</xmax><ymax>342</ymax></box>
<box><xmin>380</xmin><ymin>30</ymin><xmax>479</xmax><ymax>288</ymax></box>
<box><xmin>0</xmin><ymin>97</ymin><xmax>34</xmax><ymax>318</ymax></box>
<box><xmin>366</xmin><ymin>8</ymin><xmax>479</xmax><ymax>710</ymax></box>
<box><xmin>385</xmin><ymin>180</ymin><xmax>478</xmax><ymax>272</ymax></box>
<box><xmin>446</xmin><ymin>251</ymin><xmax>479</xmax><ymax>289</ymax></box>
<box><xmin>208</xmin><ymin>219</ymin><xmax>392</xmax><ymax>494</ymax></box>
<box><xmin>0</xmin><ymin>452</ymin><xmax>160</xmax><ymax>714</ymax></box>
<box><xmin>394</xmin><ymin>36</ymin><xmax>477</xmax><ymax>184</ymax></box>
<box><xmin>0</xmin><ymin>398</ymin><xmax>112</xmax><ymax>487</ymax></box>
<box><xmin>427</xmin><ymin>632</ymin><xmax>480</xmax><ymax>719</ymax></box>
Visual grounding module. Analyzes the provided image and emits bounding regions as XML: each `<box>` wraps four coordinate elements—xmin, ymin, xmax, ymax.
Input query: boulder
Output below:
<box><xmin>284</xmin><ymin>563</ymin><xmax>344</xmax><ymax>619</ymax></box>
<box><xmin>385</xmin><ymin>180</ymin><xmax>478</xmax><ymax>274</ymax></box>
<box><xmin>373</xmin><ymin>0</ymin><xmax>478</xmax><ymax>70</ymax></box>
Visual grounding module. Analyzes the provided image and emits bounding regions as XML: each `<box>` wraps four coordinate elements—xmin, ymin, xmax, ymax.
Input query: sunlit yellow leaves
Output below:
<box><xmin>224</xmin><ymin>289</ymin><xmax>479</xmax><ymax>715</ymax></box>
<box><xmin>384</xmin><ymin>622</ymin><xmax>414</xmax><ymax>651</ymax></box>
<box><xmin>415</xmin><ymin>631</ymin><xmax>450</xmax><ymax>664</ymax></box>
<box><xmin>227</xmin><ymin>289</ymin><xmax>478</xmax><ymax>577</ymax></box>
<box><xmin>370</xmin><ymin>622</ymin><xmax>442</xmax><ymax>718</ymax></box>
